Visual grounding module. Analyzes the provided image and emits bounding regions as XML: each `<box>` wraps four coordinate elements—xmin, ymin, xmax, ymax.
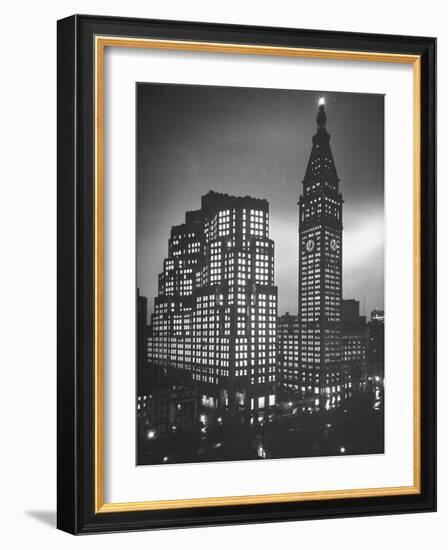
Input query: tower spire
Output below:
<box><xmin>302</xmin><ymin>97</ymin><xmax>339</xmax><ymax>190</ymax></box>
<box><xmin>297</xmin><ymin>97</ymin><xmax>344</xmax><ymax>405</ymax></box>
<box><xmin>316</xmin><ymin>97</ymin><xmax>327</xmax><ymax>129</ymax></box>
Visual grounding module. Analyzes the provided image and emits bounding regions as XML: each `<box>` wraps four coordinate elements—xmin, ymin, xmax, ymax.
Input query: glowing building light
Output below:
<box><xmin>318</xmin><ymin>96</ymin><xmax>325</xmax><ymax>106</ymax></box>
<box><xmin>257</xmin><ymin>444</ymin><xmax>267</xmax><ymax>459</ymax></box>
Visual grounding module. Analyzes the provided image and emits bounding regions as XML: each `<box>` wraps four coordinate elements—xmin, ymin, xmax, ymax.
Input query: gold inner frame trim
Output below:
<box><xmin>94</xmin><ymin>35</ymin><xmax>422</xmax><ymax>514</ymax></box>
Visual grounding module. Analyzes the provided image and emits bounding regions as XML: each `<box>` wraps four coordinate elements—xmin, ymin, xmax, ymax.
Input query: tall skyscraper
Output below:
<box><xmin>147</xmin><ymin>191</ymin><xmax>278</xmax><ymax>418</ymax></box>
<box><xmin>298</xmin><ymin>99</ymin><xmax>344</xmax><ymax>403</ymax></box>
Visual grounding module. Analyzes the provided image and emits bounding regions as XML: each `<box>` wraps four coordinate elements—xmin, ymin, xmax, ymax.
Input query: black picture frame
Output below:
<box><xmin>57</xmin><ymin>14</ymin><xmax>436</xmax><ymax>534</ymax></box>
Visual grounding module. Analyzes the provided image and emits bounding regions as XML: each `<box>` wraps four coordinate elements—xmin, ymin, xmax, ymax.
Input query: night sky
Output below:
<box><xmin>137</xmin><ymin>83</ymin><xmax>384</xmax><ymax>318</ymax></box>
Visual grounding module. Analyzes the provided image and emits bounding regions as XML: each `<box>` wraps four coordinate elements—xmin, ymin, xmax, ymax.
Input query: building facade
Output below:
<box><xmin>341</xmin><ymin>299</ymin><xmax>368</xmax><ymax>388</ymax></box>
<box><xmin>277</xmin><ymin>313</ymin><xmax>300</xmax><ymax>393</ymax></box>
<box><xmin>137</xmin><ymin>381</ymin><xmax>199</xmax><ymax>439</ymax></box>
<box><xmin>137</xmin><ymin>289</ymin><xmax>148</xmax><ymax>374</ymax></box>
<box><xmin>371</xmin><ymin>309</ymin><xmax>385</xmax><ymax>323</ymax></box>
<box><xmin>367</xmin><ymin>309</ymin><xmax>385</xmax><ymax>380</ymax></box>
<box><xmin>298</xmin><ymin>99</ymin><xmax>345</xmax><ymax>404</ymax></box>
<box><xmin>147</xmin><ymin>191</ymin><xmax>278</xmax><ymax>418</ymax></box>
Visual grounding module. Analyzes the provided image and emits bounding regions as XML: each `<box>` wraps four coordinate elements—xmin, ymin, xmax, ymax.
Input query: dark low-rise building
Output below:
<box><xmin>277</xmin><ymin>312</ymin><xmax>300</xmax><ymax>393</ymax></box>
<box><xmin>137</xmin><ymin>289</ymin><xmax>149</xmax><ymax>374</ymax></box>
<box><xmin>367</xmin><ymin>309</ymin><xmax>385</xmax><ymax>380</ymax></box>
<box><xmin>341</xmin><ymin>299</ymin><xmax>368</xmax><ymax>388</ymax></box>
<box><xmin>137</xmin><ymin>380</ymin><xmax>199</xmax><ymax>440</ymax></box>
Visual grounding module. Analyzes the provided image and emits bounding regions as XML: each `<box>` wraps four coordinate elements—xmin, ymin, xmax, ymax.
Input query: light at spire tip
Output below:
<box><xmin>318</xmin><ymin>97</ymin><xmax>325</xmax><ymax>106</ymax></box>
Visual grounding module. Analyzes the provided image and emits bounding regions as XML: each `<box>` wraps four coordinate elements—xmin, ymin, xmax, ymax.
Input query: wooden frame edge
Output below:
<box><xmin>93</xmin><ymin>35</ymin><xmax>422</xmax><ymax>514</ymax></box>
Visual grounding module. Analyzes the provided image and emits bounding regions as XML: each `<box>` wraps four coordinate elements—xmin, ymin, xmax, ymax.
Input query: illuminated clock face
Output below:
<box><xmin>305</xmin><ymin>238</ymin><xmax>315</xmax><ymax>252</ymax></box>
<box><xmin>330</xmin><ymin>238</ymin><xmax>338</xmax><ymax>251</ymax></box>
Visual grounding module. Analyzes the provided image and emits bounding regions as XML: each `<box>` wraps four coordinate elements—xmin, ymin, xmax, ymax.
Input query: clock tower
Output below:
<box><xmin>298</xmin><ymin>98</ymin><xmax>345</xmax><ymax>404</ymax></box>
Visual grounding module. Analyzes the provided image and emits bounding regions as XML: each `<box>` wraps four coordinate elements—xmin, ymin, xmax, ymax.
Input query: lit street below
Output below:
<box><xmin>138</xmin><ymin>384</ymin><xmax>383</xmax><ymax>466</ymax></box>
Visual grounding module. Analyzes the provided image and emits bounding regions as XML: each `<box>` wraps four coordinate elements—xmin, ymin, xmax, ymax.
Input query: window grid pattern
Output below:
<box><xmin>147</xmin><ymin>193</ymin><xmax>278</xmax><ymax>412</ymax></box>
<box><xmin>296</xmin><ymin>107</ymin><xmax>349</xmax><ymax>404</ymax></box>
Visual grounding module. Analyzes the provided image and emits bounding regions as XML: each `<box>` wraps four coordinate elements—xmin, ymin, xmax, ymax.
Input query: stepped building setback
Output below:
<box><xmin>147</xmin><ymin>191</ymin><xmax>278</xmax><ymax>418</ymax></box>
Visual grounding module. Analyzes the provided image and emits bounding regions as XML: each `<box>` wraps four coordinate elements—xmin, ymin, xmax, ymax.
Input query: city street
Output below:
<box><xmin>138</xmin><ymin>383</ymin><xmax>384</xmax><ymax>465</ymax></box>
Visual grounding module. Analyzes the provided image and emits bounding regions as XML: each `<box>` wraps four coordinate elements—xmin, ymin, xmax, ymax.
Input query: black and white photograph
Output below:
<box><xmin>51</xmin><ymin>8</ymin><xmax>437</xmax><ymax>538</ymax></box>
<box><xmin>136</xmin><ymin>83</ymin><xmax>385</xmax><ymax>466</ymax></box>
